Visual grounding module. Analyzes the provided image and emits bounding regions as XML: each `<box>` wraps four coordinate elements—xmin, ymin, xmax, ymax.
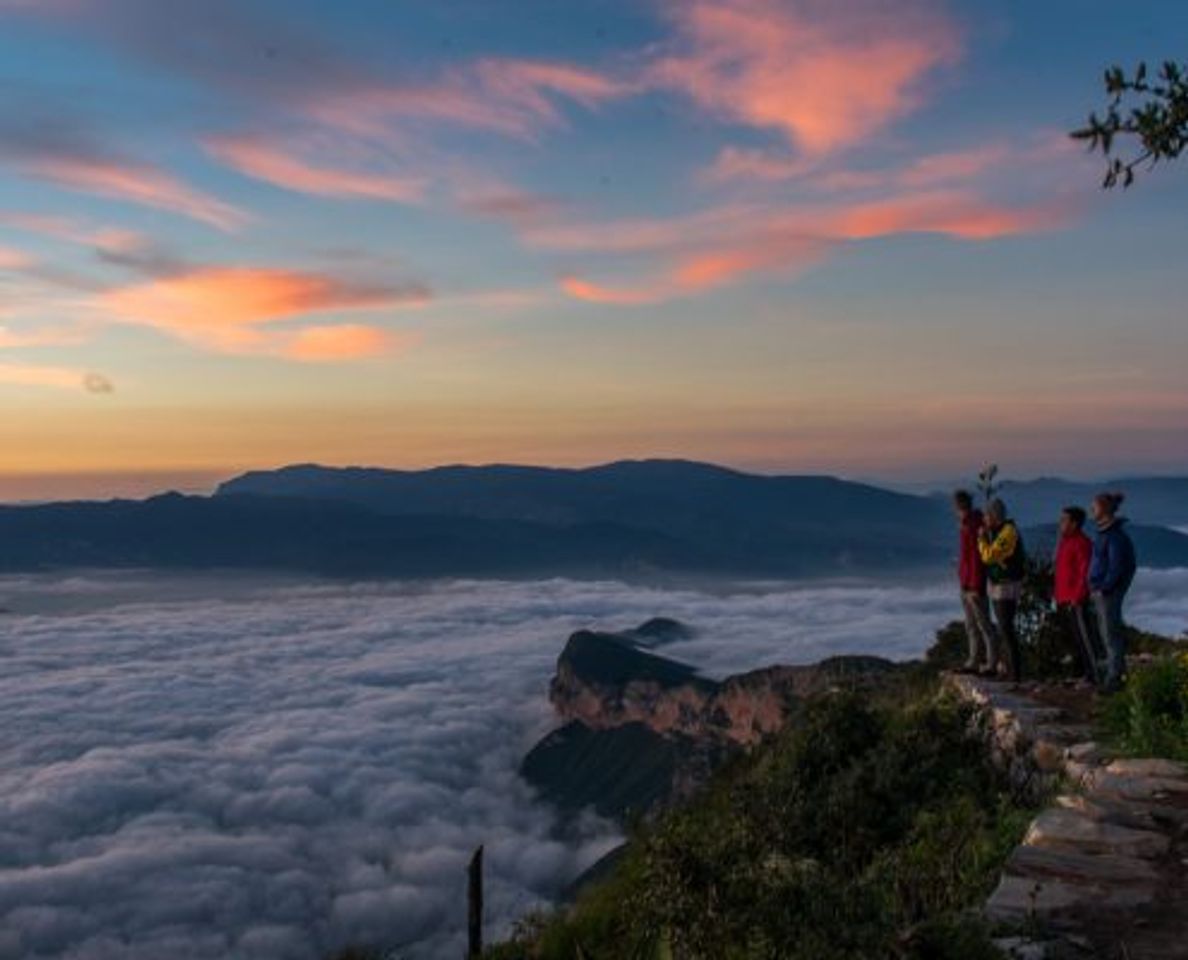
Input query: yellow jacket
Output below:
<box><xmin>978</xmin><ymin>521</ymin><xmax>1024</xmax><ymax>582</ymax></box>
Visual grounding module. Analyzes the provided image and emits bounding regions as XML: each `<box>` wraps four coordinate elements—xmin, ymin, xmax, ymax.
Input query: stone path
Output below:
<box><xmin>947</xmin><ymin>674</ymin><xmax>1188</xmax><ymax>959</ymax></box>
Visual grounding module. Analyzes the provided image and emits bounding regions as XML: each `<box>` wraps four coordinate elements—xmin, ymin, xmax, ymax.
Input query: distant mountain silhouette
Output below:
<box><xmin>1025</xmin><ymin>522</ymin><xmax>1188</xmax><ymax>568</ymax></box>
<box><xmin>977</xmin><ymin>477</ymin><xmax>1188</xmax><ymax>528</ymax></box>
<box><xmin>215</xmin><ymin>459</ymin><xmax>952</xmax><ymax>573</ymax></box>
<box><xmin>5</xmin><ymin>460</ymin><xmax>1186</xmax><ymax>578</ymax></box>
<box><xmin>0</xmin><ymin>493</ymin><xmax>701</xmax><ymax>577</ymax></box>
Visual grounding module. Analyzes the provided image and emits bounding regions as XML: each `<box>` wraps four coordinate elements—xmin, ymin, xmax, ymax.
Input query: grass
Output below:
<box><xmin>1101</xmin><ymin>652</ymin><xmax>1188</xmax><ymax>762</ymax></box>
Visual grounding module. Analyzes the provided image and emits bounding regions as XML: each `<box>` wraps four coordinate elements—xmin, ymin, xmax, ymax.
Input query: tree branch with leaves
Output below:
<box><xmin>1071</xmin><ymin>60</ymin><xmax>1187</xmax><ymax>187</ymax></box>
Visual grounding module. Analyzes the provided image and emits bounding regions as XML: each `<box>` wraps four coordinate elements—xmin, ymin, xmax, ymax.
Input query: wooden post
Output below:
<box><xmin>467</xmin><ymin>845</ymin><xmax>483</xmax><ymax>959</ymax></box>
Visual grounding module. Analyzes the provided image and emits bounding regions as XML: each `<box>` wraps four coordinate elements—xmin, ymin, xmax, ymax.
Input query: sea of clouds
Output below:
<box><xmin>1</xmin><ymin>570</ymin><xmax>1186</xmax><ymax>959</ymax></box>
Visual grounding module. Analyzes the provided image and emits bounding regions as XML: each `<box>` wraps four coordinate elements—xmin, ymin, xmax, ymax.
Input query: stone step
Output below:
<box><xmin>986</xmin><ymin>873</ymin><xmax>1157</xmax><ymax>927</ymax></box>
<box><xmin>1023</xmin><ymin>808</ymin><xmax>1170</xmax><ymax>859</ymax></box>
<box><xmin>1066</xmin><ymin>740</ymin><xmax>1112</xmax><ymax>765</ymax></box>
<box><xmin>1084</xmin><ymin>770</ymin><xmax>1188</xmax><ymax>804</ymax></box>
<box><xmin>1004</xmin><ymin>843</ymin><xmax>1161</xmax><ymax>886</ymax></box>
<box><xmin>1105</xmin><ymin>757</ymin><xmax>1188</xmax><ymax>779</ymax></box>
<box><xmin>1054</xmin><ymin>793</ymin><xmax>1163</xmax><ymax>832</ymax></box>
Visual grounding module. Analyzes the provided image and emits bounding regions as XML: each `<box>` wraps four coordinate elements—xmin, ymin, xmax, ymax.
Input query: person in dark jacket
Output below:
<box><xmin>1090</xmin><ymin>492</ymin><xmax>1138</xmax><ymax>693</ymax></box>
<box><xmin>978</xmin><ymin>498</ymin><xmax>1025</xmax><ymax>682</ymax></box>
<box><xmin>953</xmin><ymin>490</ymin><xmax>998</xmax><ymax>674</ymax></box>
<box><xmin>1053</xmin><ymin>506</ymin><xmax>1102</xmax><ymax>686</ymax></box>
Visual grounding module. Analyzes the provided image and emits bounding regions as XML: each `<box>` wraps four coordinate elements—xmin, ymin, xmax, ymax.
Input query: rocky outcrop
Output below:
<box><xmin>524</xmin><ymin>622</ymin><xmax>899</xmax><ymax>822</ymax></box>
<box><xmin>551</xmin><ymin>626</ymin><xmax>896</xmax><ymax>746</ymax></box>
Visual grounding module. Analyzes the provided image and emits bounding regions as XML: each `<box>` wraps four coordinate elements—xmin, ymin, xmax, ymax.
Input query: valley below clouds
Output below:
<box><xmin>1</xmin><ymin>571</ymin><xmax>1186</xmax><ymax>959</ymax></box>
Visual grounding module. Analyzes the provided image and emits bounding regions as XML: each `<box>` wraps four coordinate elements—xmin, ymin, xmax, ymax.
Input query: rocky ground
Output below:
<box><xmin>948</xmin><ymin>674</ymin><xmax>1188</xmax><ymax>959</ymax></box>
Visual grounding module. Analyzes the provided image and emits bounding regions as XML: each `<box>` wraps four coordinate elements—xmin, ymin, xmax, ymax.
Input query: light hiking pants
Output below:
<box><xmin>1093</xmin><ymin>589</ymin><xmax>1129</xmax><ymax>687</ymax></box>
<box><xmin>960</xmin><ymin>591</ymin><xmax>997</xmax><ymax>669</ymax></box>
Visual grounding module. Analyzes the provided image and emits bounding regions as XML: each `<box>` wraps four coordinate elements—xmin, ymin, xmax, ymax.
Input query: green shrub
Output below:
<box><xmin>1102</xmin><ymin>654</ymin><xmax>1188</xmax><ymax>760</ymax></box>
<box><xmin>489</xmin><ymin>682</ymin><xmax>1033</xmax><ymax>960</ymax></box>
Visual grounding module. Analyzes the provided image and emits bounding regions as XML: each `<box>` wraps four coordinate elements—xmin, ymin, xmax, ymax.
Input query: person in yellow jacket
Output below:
<box><xmin>977</xmin><ymin>498</ymin><xmax>1026</xmax><ymax>682</ymax></box>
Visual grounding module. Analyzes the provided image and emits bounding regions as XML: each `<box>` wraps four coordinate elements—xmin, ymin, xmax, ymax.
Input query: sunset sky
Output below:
<box><xmin>1</xmin><ymin>0</ymin><xmax>1185</xmax><ymax>499</ymax></box>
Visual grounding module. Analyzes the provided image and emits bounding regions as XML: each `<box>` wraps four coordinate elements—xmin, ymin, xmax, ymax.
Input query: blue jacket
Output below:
<box><xmin>1089</xmin><ymin>519</ymin><xmax>1137</xmax><ymax>595</ymax></box>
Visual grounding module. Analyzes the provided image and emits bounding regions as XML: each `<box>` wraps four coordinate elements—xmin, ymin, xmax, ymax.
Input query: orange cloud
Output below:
<box><xmin>28</xmin><ymin>156</ymin><xmax>248</xmax><ymax>231</ymax></box>
<box><xmin>98</xmin><ymin>267</ymin><xmax>427</xmax><ymax>360</ymax></box>
<box><xmin>555</xmin><ymin>188</ymin><xmax>1061</xmax><ymax>305</ymax></box>
<box><xmin>563</xmin><ymin>234</ymin><xmax>831</xmax><ymax>305</ymax></box>
<box><xmin>0</xmin><ymin>361</ymin><xmax>103</xmax><ymax>392</ymax></box>
<box><xmin>560</xmin><ymin>276</ymin><xmax>666</xmax><ymax>305</ymax></box>
<box><xmin>204</xmin><ymin>137</ymin><xmax>426</xmax><ymax>202</ymax></box>
<box><xmin>821</xmin><ymin>191</ymin><xmax>1065</xmax><ymax>240</ymax></box>
<box><xmin>652</xmin><ymin>0</ymin><xmax>960</xmax><ymax>157</ymax></box>
<box><xmin>284</xmin><ymin>323</ymin><xmax>413</xmax><ymax>362</ymax></box>
<box><xmin>0</xmin><ymin>323</ymin><xmax>90</xmax><ymax>349</ymax></box>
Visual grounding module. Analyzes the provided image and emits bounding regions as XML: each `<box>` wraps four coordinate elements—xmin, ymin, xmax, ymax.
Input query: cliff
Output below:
<box><xmin>550</xmin><ymin>626</ymin><xmax>897</xmax><ymax>746</ymax></box>
<box><xmin>522</xmin><ymin>620</ymin><xmax>898</xmax><ymax>820</ymax></box>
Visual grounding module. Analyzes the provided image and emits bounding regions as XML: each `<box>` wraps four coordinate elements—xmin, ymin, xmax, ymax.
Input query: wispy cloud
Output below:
<box><xmin>29</xmin><ymin>155</ymin><xmax>249</xmax><ymax>230</ymax></box>
<box><xmin>554</xmin><ymin>188</ymin><xmax>1064</xmax><ymax>304</ymax></box>
<box><xmin>307</xmin><ymin>57</ymin><xmax>631</xmax><ymax>145</ymax></box>
<box><xmin>0</xmin><ymin>111</ymin><xmax>248</xmax><ymax>230</ymax></box>
<box><xmin>205</xmin><ymin>136</ymin><xmax>427</xmax><ymax>203</ymax></box>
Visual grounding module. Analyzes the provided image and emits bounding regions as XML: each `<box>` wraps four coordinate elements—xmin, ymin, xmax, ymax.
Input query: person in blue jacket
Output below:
<box><xmin>1089</xmin><ymin>491</ymin><xmax>1138</xmax><ymax>692</ymax></box>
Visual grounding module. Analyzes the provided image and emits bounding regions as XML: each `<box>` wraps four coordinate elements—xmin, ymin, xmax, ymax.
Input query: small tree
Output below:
<box><xmin>1072</xmin><ymin>60</ymin><xmax>1188</xmax><ymax>187</ymax></box>
<box><xmin>976</xmin><ymin>464</ymin><xmax>999</xmax><ymax>506</ymax></box>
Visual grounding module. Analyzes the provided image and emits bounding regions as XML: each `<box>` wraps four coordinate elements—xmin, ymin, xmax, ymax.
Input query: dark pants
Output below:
<box><xmin>1093</xmin><ymin>589</ymin><xmax>1129</xmax><ymax>688</ymax></box>
<box><xmin>991</xmin><ymin>597</ymin><xmax>1022</xmax><ymax>682</ymax></box>
<box><xmin>1060</xmin><ymin>602</ymin><xmax>1103</xmax><ymax>684</ymax></box>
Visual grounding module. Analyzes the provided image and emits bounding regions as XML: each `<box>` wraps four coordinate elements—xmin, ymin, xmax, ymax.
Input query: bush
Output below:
<box><xmin>488</xmin><ymin>682</ymin><xmax>1033</xmax><ymax>960</ymax></box>
<box><xmin>1101</xmin><ymin>654</ymin><xmax>1188</xmax><ymax>761</ymax></box>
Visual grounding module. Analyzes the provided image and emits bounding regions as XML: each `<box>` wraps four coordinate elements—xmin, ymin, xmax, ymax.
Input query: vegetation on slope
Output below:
<box><xmin>487</xmin><ymin>671</ymin><xmax>1035</xmax><ymax>960</ymax></box>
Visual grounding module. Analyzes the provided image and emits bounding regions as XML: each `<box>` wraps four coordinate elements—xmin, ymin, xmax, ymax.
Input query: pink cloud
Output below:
<box><xmin>0</xmin><ymin>246</ymin><xmax>34</xmax><ymax>271</ymax></box>
<box><xmin>97</xmin><ymin>267</ymin><xmax>427</xmax><ymax>360</ymax></box>
<box><xmin>651</xmin><ymin>0</ymin><xmax>960</xmax><ymax>157</ymax></box>
<box><xmin>708</xmin><ymin>132</ymin><xmax>1085</xmax><ymax>190</ymax></box>
<box><xmin>525</xmin><ymin>206</ymin><xmax>753</xmax><ymax>254</ymax></box>
<box><xmin>459</xmin><ymin>189</ymin><xmax>565</xmax><ymax>225</ymax></box>
<box><xmin>311</xmin><ymin>57</ymin><xmax>630</xmax><ymax>141</ymax></box>
<box><xmin>25</xmin><ymin>156</ymin><xmax>248</xmax><ymax>231</ymax></box>
<box><xmin>204</xmin><ymin>136</ymin><xmax>426</xmax><ymax>203</ymax></box>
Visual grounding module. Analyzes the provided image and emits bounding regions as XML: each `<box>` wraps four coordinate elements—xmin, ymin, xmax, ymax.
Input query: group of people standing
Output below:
<box><xmin>953</xmin><ymin>489</ymin><xmax>1137</xmax><ymax>693</ymax></box>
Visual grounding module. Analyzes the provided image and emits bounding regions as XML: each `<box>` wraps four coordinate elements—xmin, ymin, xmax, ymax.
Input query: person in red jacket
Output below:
<box><xmin>953</xmin><ymin>490</ymin><xmax>998</xmax><ymax>674</ymax></box>
<box><xmin>1053</xmin><ymin>506</ymin><xmax>1103</xmax><ymax>685</ymax></box>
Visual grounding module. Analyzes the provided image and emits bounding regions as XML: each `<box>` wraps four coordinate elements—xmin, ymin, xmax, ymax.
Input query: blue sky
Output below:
<box><xmin>0</xmin><ymin>0</ymin><xmax>1185</xmax><ymax>497</ymax></box>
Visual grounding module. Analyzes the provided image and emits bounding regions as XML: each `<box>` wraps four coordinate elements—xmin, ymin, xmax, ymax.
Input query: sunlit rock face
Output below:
<box><xmin>523</xmin><ymin>621</ymin><xmax>901</xmax><ymax>823</ymax></box>
<box><xmin>549</xmin><ymin>624</ymin><xmax>898</xmax><ymax>745</ymax></box>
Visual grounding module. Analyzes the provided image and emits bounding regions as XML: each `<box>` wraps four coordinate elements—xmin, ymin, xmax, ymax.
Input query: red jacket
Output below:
<box><xmin>1054</xmin><ymin>530</ymin><xmax>1092</xmax><ymax>605</ymax></box>
<box><xmin>958</xmin><ymin>510</ymin><xmax>986</xmax><ymax>593</ymax></box>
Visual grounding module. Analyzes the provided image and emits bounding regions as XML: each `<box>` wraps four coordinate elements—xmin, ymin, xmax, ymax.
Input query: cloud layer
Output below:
<box><xmin>1</xmin><ymin>571</ymin><xmax>1185</xmax><ymax>959</ymax></box>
